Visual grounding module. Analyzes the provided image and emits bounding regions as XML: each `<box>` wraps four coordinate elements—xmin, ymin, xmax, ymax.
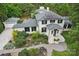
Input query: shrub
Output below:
<box><xmin>12</xmin><ymin>30</ymin><xmax>17</xmax><ymax>39</ymax></box>
<box><xmin>17</xmin><ymin>20</ymin><xmax>23</xmax><ymax>23</ymax></box>
<box><xmin>0</xmin><ymin>22</ymin><xmax>4</xmax><ymax>33</ymax></box>
<box><xmin>18</xmin><ymin>48</ymin><xmax>40</xmax><ymax>56</ymax></box>
<box><xmin>28</xmin><ymin>48</ymin><xmax>40</xmax><ymax>56</ymax></box>
<box><xmin>14</xmin><ymin>37</ymin><xmax>26</xmax><ymax>48</ymax></box>
<box><xmin>31</xmin><ymin>32</ymin><xmax>40</xmax><ymax>39</ymax></box>
<box><xmin>54</xmin><ymin>39</ymin><xmax>60</xmax><ymax>41</ymax></box>
<box><xmin>13</xmin><ymin>31</ymin><xmax>29</xmax><ymax>48</ymax></box>
<box><xmin>18</xmin><ymin>49</ymin><xmax>30</xmax><ymax>56</ymax></box>
<box><xmin>4</xmin><ymin>43</ymin><xmax>15</xmax><ymax>50</ymax></box>
<box><xmin>31</xmin><ymin>32</ymin><xmax>48</xmax><ymax>44</ymax></box>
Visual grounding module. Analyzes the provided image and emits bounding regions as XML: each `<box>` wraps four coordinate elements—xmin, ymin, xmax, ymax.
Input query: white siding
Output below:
<box><xmin>14</xmin><ymin>28</ymin><xmax>24</xmax><ymax>31</ymax></box>
<box><xmin>48</xmin><ymin>29</ymin><xmax>63</xmax><ymax>44</ymax></box>
<box><xmin>37</xmin><ymin>19</ymin><xmax>64</xmax><ymax>36</ymax></box>
<box><xmin>37</xmin><ymin>20</ymin><xmax>49</xmax><ymax>36</ymax></box>
<box><xmin>56</xmin><ymin>20</ymin><xmax>65</xmax><ymax>28</ymax></box>
<box><xmin>26</xmin><ymin>27</ymin><xmax>38</xmax><ymax>34</ymax></box>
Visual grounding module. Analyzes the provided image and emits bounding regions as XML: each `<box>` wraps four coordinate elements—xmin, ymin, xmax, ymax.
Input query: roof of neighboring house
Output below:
<box><xmin>47</xmin><ymin>24</ymin><xmax>63</xmax><ymax>30</ymax></box>
<box><xmin>4</xmin><ymin>17</ymin><xmax>20</xmax><ymax>24</ymax></box>
<box><xmin>13</xmin><ymin>19</ymin><xmax>37</xmax><ymax>28</ymax></box>
<box><xmin>35</xmin><ymin>9</ymin><xmax>64</xmax><ymax>21</ymax></box>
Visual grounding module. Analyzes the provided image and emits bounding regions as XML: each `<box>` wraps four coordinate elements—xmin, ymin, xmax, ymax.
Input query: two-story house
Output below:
<box><xmin>4</xmin><ymin>6</ymin><xmax>72</xmax><ymax>44</ymax></box>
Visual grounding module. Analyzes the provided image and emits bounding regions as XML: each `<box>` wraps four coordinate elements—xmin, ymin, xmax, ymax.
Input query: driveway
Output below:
<box><xmin>0</xmin><ymin>29</ymin><xmax>13</xmax><ymax>50</ymax></box>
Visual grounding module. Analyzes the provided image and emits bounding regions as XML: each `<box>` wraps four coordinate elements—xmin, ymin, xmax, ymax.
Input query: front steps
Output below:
<box><xmin>48</xmin><ymin>34</ymin><xmax>65</xmax><ymax>44</ymax></box>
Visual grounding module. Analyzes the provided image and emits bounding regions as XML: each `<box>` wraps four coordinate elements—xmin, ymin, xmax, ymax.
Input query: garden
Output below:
<box><xmin>4</xmin><ymin>30</ymin><xmax>48</xmax><ymax>49</ymax></box>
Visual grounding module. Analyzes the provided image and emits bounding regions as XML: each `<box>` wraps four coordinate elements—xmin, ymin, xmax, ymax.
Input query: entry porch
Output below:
<box><xmin>47</xmin><ymin>24</ymin><xmax>65</xmax><ymax>44</ymax></box>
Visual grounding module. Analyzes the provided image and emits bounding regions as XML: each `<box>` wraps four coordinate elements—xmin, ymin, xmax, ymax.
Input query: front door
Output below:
<box><xmin>53</xmin><ymin>29</ymin><xmax>58</xmax><ymax>36</ymax></box>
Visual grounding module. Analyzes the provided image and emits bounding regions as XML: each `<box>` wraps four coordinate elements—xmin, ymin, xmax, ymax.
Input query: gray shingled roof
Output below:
<box><xmin>13</xmin><ymin>19</ymin><xmax>37</xmax><ymax>28</ymax></box>
<box><xmin>62</xmin><ymin>16</ymin><xmax>69</xmax><ymax>20</ymax></box>
<box><xmin>47</xmin><ymin>24</ymin><xmax>63</xmax><ymax>30</ymax></box>
<box><xmin>64</xmin><ymin>19</ymin><xmax>72</xmax><ymax>24</ymax></box>
<box><xmin>62</xmin><ymin>16</ymin><xmax>72</xmax><ymax>24</ymax></box>
<box><xmin>4</xmin><ymin>17</ymin><xmax>20</xmax><ymax>24</ymax></box>
<box><xmin>35</xmin><ymin>9</ymin><xmax>63</xmax><ymax>21</ymax></box>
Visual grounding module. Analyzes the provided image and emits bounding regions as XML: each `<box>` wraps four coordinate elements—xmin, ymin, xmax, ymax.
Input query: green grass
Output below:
<box><xmin>52</xmin><ymin>50</ymin><xmax>74</xmax><ymax>56</ymax></box>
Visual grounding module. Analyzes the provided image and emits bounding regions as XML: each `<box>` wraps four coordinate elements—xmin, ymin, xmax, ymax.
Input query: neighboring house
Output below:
<box><xmin>4</xmin><ymin>6</ymin><xmax>72</xmax><ymax>44</ymax></box>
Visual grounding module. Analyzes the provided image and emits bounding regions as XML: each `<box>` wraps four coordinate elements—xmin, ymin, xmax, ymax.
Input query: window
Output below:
<box><xmin>42</xmin><ymin>20</ymin><xmax>47</xmax><ymax>24</ymax></box>
<box><xmin>63</xmin><ymin>24</ymin><xmax>67</xmax><ymax>29</ymax></box>
<box><xmin>68</xmin><ymin>24</ymin><xmax>72</xmax><ymax>28</ymax></box>
<box><xmin>58</xmin><ymin>19</ymin><xmax>63</xmax><ymax>23</ymax></box>
<box><xmin>42</xmin><ymin>27</ymin><xmax>47</xmax><ymax>32</ymax></box>
<box><xmin>32</xmin><ymin>27</ymin><xmax>36</xmax><ymax>31</ymax></box>
<box><xmin>25</xmin><ymin>27</ymin><xmax>30</xmax><ymax>32</ymax></box>
<box><xmin>50</xmin><ymin>20</ymin><xmax>55</xmax><ymax>23</ymax></box>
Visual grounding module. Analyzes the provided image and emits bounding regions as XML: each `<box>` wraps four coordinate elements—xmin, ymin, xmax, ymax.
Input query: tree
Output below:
<box><xmin>5</xmin><ymin>4</ymin><xmax>22</xmax><ymax>18</ymax></box>
<box><xmin>0</xmin><ymin>22</ymin><xmax>5</xmax><ymax>33</ymax></box>
<box><xmin>0</xmin><ymin>4</ymin><xmax>8</xmax><ymax>22</ymax></box>
<box><xmin>18</xmin><ymin>4</ymin><xmax>36</xmax><ymax>18</ymax></box>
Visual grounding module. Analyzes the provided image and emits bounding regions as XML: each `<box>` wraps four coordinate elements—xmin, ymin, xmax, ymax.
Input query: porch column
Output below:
<box><xmin>30</xmin><ymin>27</ymin><xmax>31</xmax><ymax>32</ymax></box>
<box><xmin>66</xmin><ymin>24</ymin><xmax>68</xmax><ymax>29</ymax></box>
<box><xmin>48</xmin><ymin>30</ymin><xmax>54</xmax><ymax>44</ymax></box>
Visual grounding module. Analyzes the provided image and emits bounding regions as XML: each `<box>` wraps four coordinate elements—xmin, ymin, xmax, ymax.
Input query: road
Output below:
<box><xmin>0</xmin><ymin>29</ymin><xmax>13</xmax><ymax>50</ymax></box>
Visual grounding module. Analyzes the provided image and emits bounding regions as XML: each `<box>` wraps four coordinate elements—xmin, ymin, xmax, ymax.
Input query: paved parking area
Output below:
<box><xmin>52</xmin><ymin>42</ymin><xmax>67</xmax><ymax>52</ymax></box>
<box><xmin>0</xmin><ymin>29</ymin><xmax>13</xmax><ymax>50</ymax></box>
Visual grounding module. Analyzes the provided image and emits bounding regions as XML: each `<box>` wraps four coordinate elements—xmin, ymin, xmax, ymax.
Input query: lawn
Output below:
<box><xmin>52</xmin><ymin>50</ymin><xmax>74</xmax><ymax>56</ymax></box>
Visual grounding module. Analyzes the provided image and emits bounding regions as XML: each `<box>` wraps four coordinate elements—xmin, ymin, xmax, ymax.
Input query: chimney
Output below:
<box><xmin>39</xmin><ymin>6</ymin><xmax>44</xmax><ymax>9</ymax></box>
<box><xmin>47</xmin><ymin>7</ymin><xmax>49</xmax><ymax>11</ymax></box>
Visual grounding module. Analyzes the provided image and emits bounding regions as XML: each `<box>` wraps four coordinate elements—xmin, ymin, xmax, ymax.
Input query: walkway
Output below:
<box><xmin>0</xmin><ymin>43</ymin><xmax>67</xmax><ymax>56</ymax></box>
<box><xmin>0</xmin><ymin>29</ymin><xmax>13</xmax><ymax>50</ymax></box>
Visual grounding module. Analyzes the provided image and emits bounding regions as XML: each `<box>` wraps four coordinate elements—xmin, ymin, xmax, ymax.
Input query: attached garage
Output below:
<box><xmin>3</xmin><ymin>17</ymin><xmax>20</xmax><ymax>29</ymax></box>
